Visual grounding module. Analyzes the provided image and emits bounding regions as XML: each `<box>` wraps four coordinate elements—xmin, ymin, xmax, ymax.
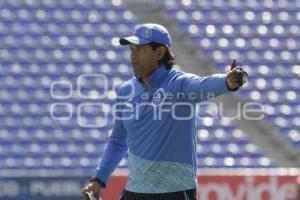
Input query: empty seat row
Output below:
<box><xmin>160</xmin><ymin>0</ymin><xmax>300</xmax><ymax>152</ymax></box>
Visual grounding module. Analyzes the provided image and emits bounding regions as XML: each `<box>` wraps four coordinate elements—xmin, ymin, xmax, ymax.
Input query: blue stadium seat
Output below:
<box><xmin>3</xmin><ymin>0</ymin><xmax>299</xmax><ymax>171</ymax></box>
<box><xmin>158</xmin><ymin>0</ymin><xmax>300</xmax><ymax>163</ymax></box>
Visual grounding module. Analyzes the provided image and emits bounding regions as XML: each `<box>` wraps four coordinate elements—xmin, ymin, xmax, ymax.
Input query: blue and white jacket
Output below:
<box><xmin>94</xmin><ymin>65</ymin><xmax>230</xmax><ymax>193</ymax></box>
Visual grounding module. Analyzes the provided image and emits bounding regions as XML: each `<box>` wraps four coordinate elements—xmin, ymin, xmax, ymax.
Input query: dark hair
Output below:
<box><xmin>148</xmin><ymin>42</ymin><xmax>176</xmax><ymax>70</ymax></box>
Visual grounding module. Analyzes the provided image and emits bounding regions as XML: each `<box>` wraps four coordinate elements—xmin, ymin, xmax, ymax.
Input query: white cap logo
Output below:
<box><xmin>142</xmin><ymin>28</ymin><xmax>152</xmax><ymax>38</ymax></box>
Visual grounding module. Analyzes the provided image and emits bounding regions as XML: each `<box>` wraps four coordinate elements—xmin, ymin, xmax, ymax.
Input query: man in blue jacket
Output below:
<box><xmin>83</xmin><ymin>23</ymin><xmax>248</xmax><ymax>200</ymax></box>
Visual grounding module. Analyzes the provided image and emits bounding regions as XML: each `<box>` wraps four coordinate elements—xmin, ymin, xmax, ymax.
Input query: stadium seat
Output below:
<box><xmin>4</xmin><ymin>0</ymin><xmax>300</xmax><ymax>172</ymax></box>
<box><xmin>0</xmin><ymin>0</ymin><xmax>137</xmax><ymax>171</ymax></box>
<box><xmin>155</xmin><ymin>0</ymin><xmax>300</xmax><ymax>164</ymax></box>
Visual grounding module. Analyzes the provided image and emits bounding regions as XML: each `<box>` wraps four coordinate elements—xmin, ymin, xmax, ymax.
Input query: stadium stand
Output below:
<box><xmin>158</xmin><ymin>0</ymin><xmax>300</xmax><ymax>154</ymax></box>
<box><xmin>7</xmin><ymin>0</ymin><xmax>300</xmax><ymax>175</ymax></box>
<box><xmin>0</xmin><ymin>0</ymin><xmax>134</xmax><ymax>172</ymax></box>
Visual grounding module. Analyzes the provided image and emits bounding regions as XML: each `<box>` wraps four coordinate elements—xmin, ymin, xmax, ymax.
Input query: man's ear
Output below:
<box><xmin>157</xmin><ymin>46</ymin><xmax>166</xmax><ymax>61</ymax></box>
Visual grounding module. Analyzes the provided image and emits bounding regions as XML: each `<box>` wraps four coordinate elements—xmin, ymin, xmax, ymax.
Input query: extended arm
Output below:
<box><xmin>182</xmin><ymin>60</ymin><xmax>248</xmax><ymax>103</ymax></box>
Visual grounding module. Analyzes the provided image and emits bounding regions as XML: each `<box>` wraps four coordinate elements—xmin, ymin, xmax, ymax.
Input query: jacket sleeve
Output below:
<box><xmin>93</xmin><ymin>91</ymin><xmax>128</xmax><ymax>187</ymax></box>
<box><xmin>181</xmin><ymin>73</ymin><xmax>230</xmax><ymax>103</ymax></box>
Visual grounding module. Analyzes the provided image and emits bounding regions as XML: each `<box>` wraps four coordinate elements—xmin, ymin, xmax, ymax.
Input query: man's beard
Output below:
<box><xmin>132</xmin><ymin>63</ymin><xmax>144</xmax><ymax>76</ymax></box>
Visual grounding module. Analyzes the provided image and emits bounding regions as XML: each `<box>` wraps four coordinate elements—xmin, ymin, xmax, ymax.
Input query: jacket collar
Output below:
<box><xmin>135</xmin><ymin>65</ymin><xmax>169</xmax><ymax>87</ymax></box>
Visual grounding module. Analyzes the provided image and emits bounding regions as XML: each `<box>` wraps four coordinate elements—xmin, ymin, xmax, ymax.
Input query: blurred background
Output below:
<box><xmin>0</xmin><ymin>0</ymin><xmax>299</xmax><ymax>199</ymax></box>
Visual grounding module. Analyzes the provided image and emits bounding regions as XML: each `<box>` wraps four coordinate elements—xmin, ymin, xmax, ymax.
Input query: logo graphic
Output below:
<box><xmin>152</xmin><ymin>88</ymin><xmax>166</xmax><ymax>106</ymax></box>
<box><xmin>142</xmin><ymin>28</ymin><xmax>152</xmax><ymax>38</ymax></box>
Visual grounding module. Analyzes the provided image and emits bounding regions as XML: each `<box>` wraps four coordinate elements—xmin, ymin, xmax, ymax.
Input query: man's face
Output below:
<box><xmin>129</xmin><ymin>44</ymin><xmax>160</xmax><ymax>78</ymax></box>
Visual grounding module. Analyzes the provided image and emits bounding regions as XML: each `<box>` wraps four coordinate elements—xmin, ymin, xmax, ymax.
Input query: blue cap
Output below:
<box><xmin>119</xmin><ymin>23</ymin><xmax>172</xmax><ymax>47</ymax></box>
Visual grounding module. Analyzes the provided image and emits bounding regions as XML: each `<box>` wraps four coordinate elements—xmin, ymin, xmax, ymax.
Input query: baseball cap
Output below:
<box><xmin>119</xmin><ymin>23</ymin><xmax>172</xmax><ymax>47</ymax></box>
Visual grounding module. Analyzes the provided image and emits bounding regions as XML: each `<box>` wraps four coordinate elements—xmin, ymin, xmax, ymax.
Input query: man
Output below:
<box><xmin>82</xmin><ymin>23</ymin><xmax>248</xmax><ymax>200</ymax></box>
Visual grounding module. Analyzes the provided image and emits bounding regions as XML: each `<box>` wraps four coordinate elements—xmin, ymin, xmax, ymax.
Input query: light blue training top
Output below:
<box><xmin>94</xmin><ymin>65</ymin><xmax>230</xmax><ymax>193</ymax></box>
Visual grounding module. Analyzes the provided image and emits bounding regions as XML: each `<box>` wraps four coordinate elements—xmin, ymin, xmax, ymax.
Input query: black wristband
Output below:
<box><xmin>90</xmin><ymin>177</ymin><xmax>105</xmax><ymax>188</ymax></box>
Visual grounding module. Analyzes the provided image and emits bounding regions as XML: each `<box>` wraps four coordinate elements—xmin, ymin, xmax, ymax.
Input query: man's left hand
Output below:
<box><xmin>226</xmin><ymin>60</ymin><xmax>248</xmax><ymax>91</ymax></box>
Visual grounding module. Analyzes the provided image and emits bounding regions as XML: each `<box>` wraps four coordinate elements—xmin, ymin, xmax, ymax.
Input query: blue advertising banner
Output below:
<box><xmin>0</xmin><ymin>176</ymin><xmax>88</xmax><ymax>200</ymax></box>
